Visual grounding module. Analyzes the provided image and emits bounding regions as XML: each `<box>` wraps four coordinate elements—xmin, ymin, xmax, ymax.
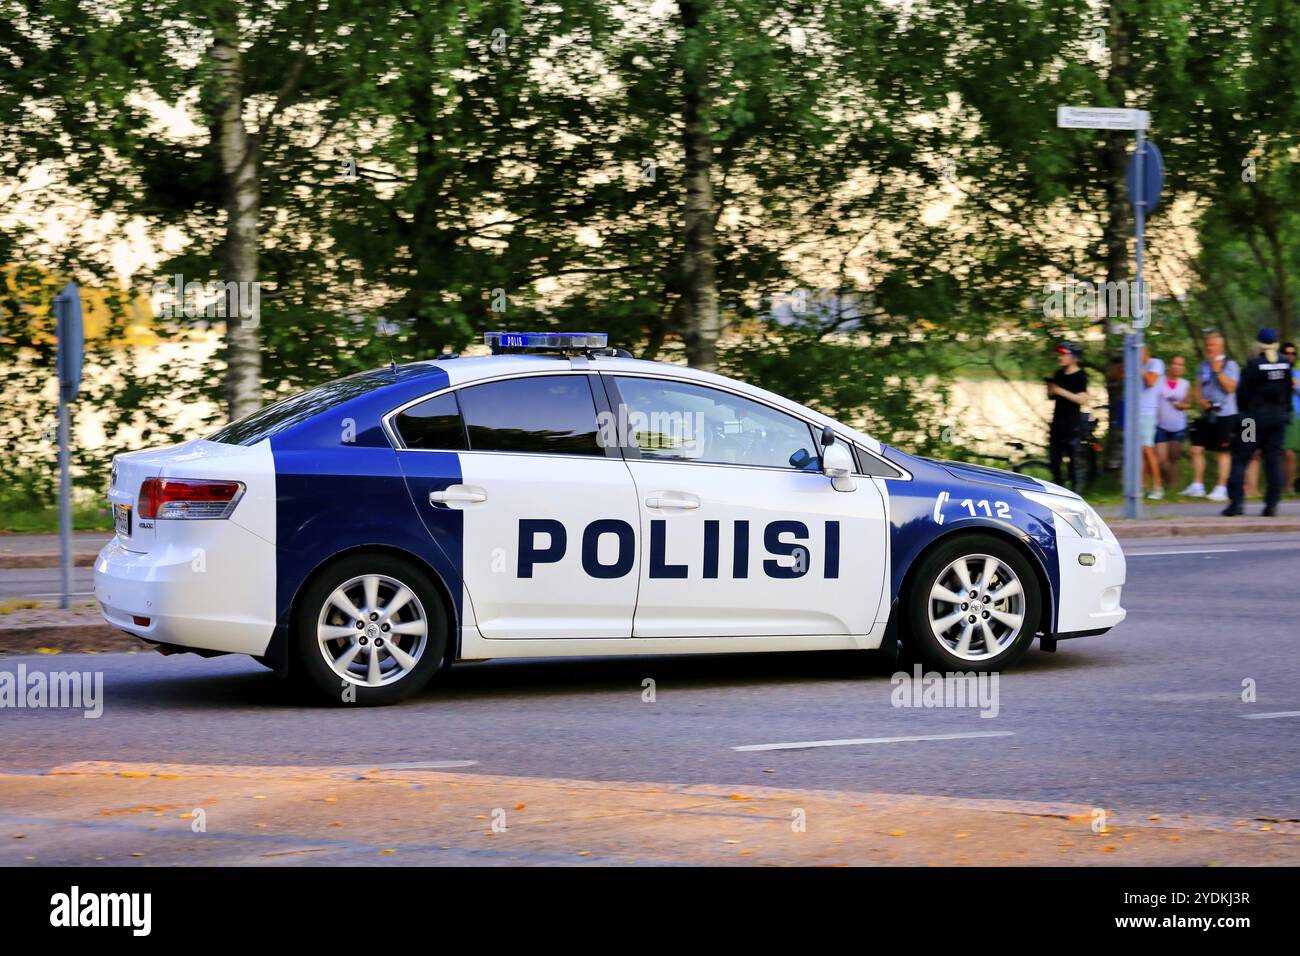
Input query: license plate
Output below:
<box><xmin>113</xmin><ymin>503</ymin><xmax>131</xmax><ymax>537</ymax></box>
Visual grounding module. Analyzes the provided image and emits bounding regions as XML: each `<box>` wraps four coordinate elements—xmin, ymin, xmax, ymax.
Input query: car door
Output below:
<box><xmin>604</xmin><ymin>373</ymin><xmax>888</xmax><ymax>638</ymax></box>
<box><xmin>393</xmin><ymin>372</ymin><xmax>641</xmax><ymax>640</ymax></box>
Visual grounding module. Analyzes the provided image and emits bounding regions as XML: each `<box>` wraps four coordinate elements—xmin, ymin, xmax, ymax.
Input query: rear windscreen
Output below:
<box><xmin>207</xmin><ymin>370</ymin><xmax>398</xmax><ymax>446</ymax></box>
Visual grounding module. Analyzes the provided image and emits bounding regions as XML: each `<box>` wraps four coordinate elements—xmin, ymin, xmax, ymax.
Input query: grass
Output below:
<box><xmin>0</xmin><ymin>501</ymin><xmax>115</xmax><ymax>534</ymax></box>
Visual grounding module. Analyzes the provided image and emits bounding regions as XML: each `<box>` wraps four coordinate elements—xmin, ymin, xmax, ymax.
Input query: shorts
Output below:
<box><xmin>1191</xmin><ymin>413</ymin><xmax>1237</xmax><ymax>451</ymax></box>
<box><xmin>1139</xmin><ymin>413</ymin><xmax>1157</xmax><ymax>448</ymax></box>
<box><xmin>1286</xmin><ymin>415</ymin><xmax>1300</xmax><ymax>453</ymax></box>
<box><xmin>1155</xmin><ymin>426</ymin><xmax>1186</xmax><ymax>444</ymax></box>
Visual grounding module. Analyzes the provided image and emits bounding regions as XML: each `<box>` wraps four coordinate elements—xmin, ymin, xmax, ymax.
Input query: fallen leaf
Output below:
<box><xmin>727</xmin><ymin>794</ymin><xmax>752</xmax><ymax>802</ymax></box>
<box><xmin>34</xmin><ymin>647</ymin><xmax>61</xmax><ymax>655</ymax></box>
<box><xmin>514</xmin><ymin>803</ymin><xmax>526</xmax><ymax>810</ymax></box>
<box><xmin>889</xmin><ymin>830</ymin><xmax>906</xmax><ymax>837</ymax></box>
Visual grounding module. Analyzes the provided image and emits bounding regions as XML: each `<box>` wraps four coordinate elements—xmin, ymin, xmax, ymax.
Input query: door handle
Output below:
<box><xmin>644</xmin><ymin>492</ymin><xmax>700</xmax><ymax>511</ymax></box>
<box><xmin>429</xmin><ymin>485</ymin><xmax>488</xmax><ymax>506</ymax></box>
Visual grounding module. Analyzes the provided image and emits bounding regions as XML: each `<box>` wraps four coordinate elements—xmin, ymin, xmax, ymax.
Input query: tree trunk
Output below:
<box><xmin>213</xmin><ymin>6</ymin><xmax>261</xmax><ymax>421</ymax></box>
<box><xmin>677</xmin><ymin>0</ymin><xmax>720</xmax><ymax>372</ymax></box>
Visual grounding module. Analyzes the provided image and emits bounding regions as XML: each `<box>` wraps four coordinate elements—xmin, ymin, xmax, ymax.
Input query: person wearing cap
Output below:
<box><xmin>1223</xmin><ymin>328</ymin><xmax>1293</xmax><ymax>517</ymax></box>
<box><xmin>1047</xmin><ymin>342</ymin><xmax>1088</xmax><ymax>491</ymax></box>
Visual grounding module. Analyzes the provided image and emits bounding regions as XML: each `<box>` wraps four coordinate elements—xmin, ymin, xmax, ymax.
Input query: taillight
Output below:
<box><xmin>137</xmin><ymin>478</ymin><xmax>245</xmax><ymax>519</ymax></box>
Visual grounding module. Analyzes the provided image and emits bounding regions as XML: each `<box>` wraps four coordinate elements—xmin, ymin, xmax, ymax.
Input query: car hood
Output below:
<box><xmin>921</xmin><ymin>458</ymin><xmax>1048</xmax><ymax>491</ymax></box>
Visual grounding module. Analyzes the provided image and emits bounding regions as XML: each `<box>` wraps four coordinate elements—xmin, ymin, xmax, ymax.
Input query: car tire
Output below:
<box><xmin>293</xmin><ymin>553</ymin><xmax>448</xmax><ymax>706</ymax></box>
<box><xmin>906</xmin><ymin>533</ymin><xmax>1042</xmax><ymax>672</ymax></box>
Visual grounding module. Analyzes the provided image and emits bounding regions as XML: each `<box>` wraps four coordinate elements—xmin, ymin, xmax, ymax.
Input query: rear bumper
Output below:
<box><xmin>93</xmin><ymin>527</ymin><xmax>277</xmax><ymax>657</ymax></box>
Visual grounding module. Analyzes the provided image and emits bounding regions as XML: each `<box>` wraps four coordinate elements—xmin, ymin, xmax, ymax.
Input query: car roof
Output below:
<box><xmin>415</xmin><ymin>354</ymin><xmax>881</xmax><ymax>452</ymax></box>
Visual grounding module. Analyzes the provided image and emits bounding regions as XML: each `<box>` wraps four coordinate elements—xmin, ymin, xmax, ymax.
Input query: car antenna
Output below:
<box><xmin>388</xmin><ymin>350</ymin><xmax>398</xmax><ymax>373</ymax></box>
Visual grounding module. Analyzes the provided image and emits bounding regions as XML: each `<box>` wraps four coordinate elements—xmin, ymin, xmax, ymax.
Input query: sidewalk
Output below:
<box><xmin>2</xmin><ymin>761</ymin><xmax>1295</xmax><ymax>866</ymax></box>
<box><xmin>1099</xmin><ymin>498</ymin><xmax>1300</xmax><ymax>537</ymax></box>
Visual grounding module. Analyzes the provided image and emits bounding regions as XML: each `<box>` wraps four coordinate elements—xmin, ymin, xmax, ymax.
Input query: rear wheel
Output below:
<box><xmin>293</xmin><ymin>553</ymin><xmax>447</xmax><ymax>705</ymax></box>
<box><xmin>907</xmin><ymin>534</ymin><xmax>1041</xmax><ymax>672</ymax></box>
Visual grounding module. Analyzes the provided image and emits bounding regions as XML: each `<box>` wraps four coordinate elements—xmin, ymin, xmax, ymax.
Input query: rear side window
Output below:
<box><xmin>394</xmin><ymin>392</ymin><xmax>466</xmax><ymax>450</ymax></box>
<box><xmin>208</xmin><ymin>371</ymin><xmax>396</xmax><ymax>446</ymax></box>
<box><xmin>458</xmin><ymin>375</ymin><xmax>603</xmax><ymax>456</ymax></box>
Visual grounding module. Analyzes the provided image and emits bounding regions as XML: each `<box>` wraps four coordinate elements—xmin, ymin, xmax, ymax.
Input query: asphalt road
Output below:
<box><xmin>2</xmin><ymin>533</ymin><xmax>1298</xmax><ymax>825</ymax></box>
<box><xmin>0</xmin><ymin>565</ymin><xmax>94</xmax><ymax>600</ymax></box>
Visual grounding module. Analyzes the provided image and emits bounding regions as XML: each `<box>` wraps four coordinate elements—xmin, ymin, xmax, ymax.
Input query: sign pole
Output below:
<box><xmin>1123</xmin><ymin>127</ymin><xmax>1146</xmax><ymax>519</ymax></box>
<box><xmin>58</xmin><ymin>392</ymin><xmax>73</xmax><ymax>609</ymax></box>
<box><xmin>53</xmin><ymin>282</ymin><xmax>84</xmax><ymax>611</ymax></box>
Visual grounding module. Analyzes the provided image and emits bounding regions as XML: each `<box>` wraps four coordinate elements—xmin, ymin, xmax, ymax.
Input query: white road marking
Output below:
<box><xmin>344</xmin><ymin>760</ymin><xmax>479</xmax><ymax>770</ymax></box>
<box><xmin>26</xmin><ymin>591</ymin><xmax>95</xmax><ymax>598</ymax></box>
<box><xmin>1239</xmin><ymin>711</ymin><xmax>1300</xmax><ymax>721</ymax></box>
<box><xmin>733</xmin><ymin>731</ymin><xmax>1014</xmax><ymax>752</ymax></box>
<box><xmin>1126</xmin><ymin>548</ymin><xmax>1238</xmax><ymax>557</ymax></box>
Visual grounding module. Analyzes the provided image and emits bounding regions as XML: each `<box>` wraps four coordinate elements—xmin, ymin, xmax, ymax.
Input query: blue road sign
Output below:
<box><xmin>1126</xmin><ymin>140</ymin><xmax>1164</xmax><ymax>212</ymax></box>
<box><xmin>54</xmin><ymin>281</ymin><xmax>84</xmax><ymax>401</ymax></box>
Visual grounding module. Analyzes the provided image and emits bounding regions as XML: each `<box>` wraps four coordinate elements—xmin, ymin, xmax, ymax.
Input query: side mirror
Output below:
<box><xmin>821</xmin><ymin>442</ymin><xmax>857</xmax><ymax>492</ymax></box>
<box><xmin>820</xmin><ymin>424</ymin><xmax>835</xmax><ymax>447</ymax></box>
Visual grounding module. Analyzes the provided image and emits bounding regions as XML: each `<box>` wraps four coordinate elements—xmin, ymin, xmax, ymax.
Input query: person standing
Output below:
<box><xmin>1155</xmin><ymin>354</ymin><xmax>1191</xmax><ymax>492</ymax></box>
<box><xmin>1047</xmin><ymin>342</ymin><xmax>1088</xmax><ymax>492</ymax></box>
<box><xmin>1223</xmin><ymin>328</ymin><xmax>1293</xmax><ymax>517</ymax></box>
<box><xmin>1184</xmin><ymin>332</ymin><xmax>1239</xmax><ymax>501</ymax></box>
<box><xmin>1139</xmin><ymin>346</ymin><xmax>1165</xmax><ymax>498</ymax></box>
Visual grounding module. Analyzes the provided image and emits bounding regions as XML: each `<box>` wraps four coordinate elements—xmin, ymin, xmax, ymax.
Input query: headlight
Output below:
<box><xmin>1019</xmin><ymin>488</ymin><xmax>1105</xmax><ymax>540</ymax></box>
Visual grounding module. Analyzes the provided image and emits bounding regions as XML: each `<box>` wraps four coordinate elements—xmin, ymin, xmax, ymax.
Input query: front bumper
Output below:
<box><xmin>94</xmin><ymin>526</ymin><xmax>277</xmax><ymax>657</ymax></box>
<box><xmin>1052</xmin><ymin>524</ymin><xmax>1127</xmax><ymax>635</ymax></box>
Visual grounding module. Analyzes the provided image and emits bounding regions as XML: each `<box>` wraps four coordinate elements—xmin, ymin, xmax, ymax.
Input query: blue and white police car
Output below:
<box><xmin>95</xmin><ymin>332</ymin><xmax>1126</xmax><ymax>704</ymax></box>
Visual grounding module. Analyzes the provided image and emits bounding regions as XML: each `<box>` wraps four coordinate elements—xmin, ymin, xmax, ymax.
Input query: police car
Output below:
<box><xmin>95</xmin><ymin>332</ymin><xmax>1126</xmax><ymax>704</ymax></box>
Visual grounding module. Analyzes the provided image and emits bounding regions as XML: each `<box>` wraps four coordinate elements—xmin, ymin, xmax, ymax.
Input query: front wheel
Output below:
<box><xmin>293</xmin><ymin>553</ymin><xmax>448</xmax><ymax>705</ymax></box>
<box><xmin>907</xmin><ymin>534</ymin><xmax>1042</xmax><ymax>672</ymax></box>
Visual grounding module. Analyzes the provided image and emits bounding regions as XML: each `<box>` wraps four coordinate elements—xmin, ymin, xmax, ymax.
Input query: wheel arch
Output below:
<box><xmin>895</xmin><ymin>526</ymin><xmax>1054</xmax><ymax>645</ymax></box>
<box><xmin>279</xmin><ymin>544</ymin><xmax>460</xmax><ymax>674</ymax></box>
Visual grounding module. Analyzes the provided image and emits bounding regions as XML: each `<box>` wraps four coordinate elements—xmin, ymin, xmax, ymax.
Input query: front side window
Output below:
<box><xmin>611</xmin><ymin>376</ymin><xmax>815</xmax><ymax>470</ymax></box>
<box><xmin>458</xmin><ymin>375</ymin><xmax>603</xmax><ymax>456</ymax></box>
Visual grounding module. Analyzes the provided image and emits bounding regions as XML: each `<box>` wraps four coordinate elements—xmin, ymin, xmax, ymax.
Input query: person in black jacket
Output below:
<box><xmin>1224</xmin><ymin>328</ymin><xmax>1294</xmax><ymax>517</ymax></box>
<box><xmin>1047</xmin><ymin>342</ymin><xmax>1088</xmax><ymax>491</ymax></box>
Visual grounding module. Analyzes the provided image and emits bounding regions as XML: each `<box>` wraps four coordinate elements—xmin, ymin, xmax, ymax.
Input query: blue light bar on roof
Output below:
<box><xmin>484</xmin><ymin>331</ymin><xmax>609</xmax><ymax>354</ymax></box>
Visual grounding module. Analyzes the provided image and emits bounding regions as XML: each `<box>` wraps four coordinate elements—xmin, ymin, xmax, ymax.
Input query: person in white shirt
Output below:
<box><xmin>1155</xmin><ymin>355</ymin><xmax>1191</xmax><ymax>492</ymax></box>
<box><xmin>1139</xmin><ymin>347</ymin><xmax>1165</xmax><ymax>498</ymax></box>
